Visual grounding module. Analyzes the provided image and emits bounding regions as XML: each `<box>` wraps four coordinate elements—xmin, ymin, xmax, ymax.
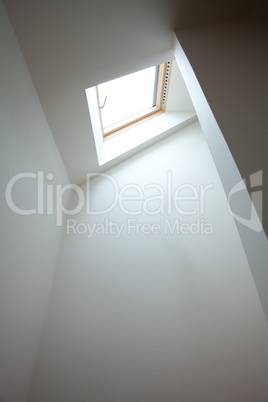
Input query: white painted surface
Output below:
<box><xmin>1</xmin><ymin>1</ymin><xmax>268</xmax><ymax>401</ymax></box>
<box><xmin>165</xmin><ymin>61</ymin><xmax>195</xmax><ymax>113</ymax></box>
<box><xmin>98</xmin><ymin>113</ymin><xmax>196</xmax><ymax>166</ymax></box>
<box><xmin>28</xmin><ymin>123</ymin><xmax>268</xmax><ymax>402</ymax></box>
<box><xmin>0</xmin><ymin>2</ymin><xmax>69</xmax><ymax>401</ymax></box>
<box><xmin>3</xmin><ymin>0</ymin><xmax>256</xmax><ymax>183</ymax></box>
<box><xmin>173</xmin><ymin>19</ymin><xmax>268</xmax><ymax>320</ymax></box>
<box><xmin>174</xmin><ymin>19</ymin><xmax>268</xmax><ymax>231</ymax></box>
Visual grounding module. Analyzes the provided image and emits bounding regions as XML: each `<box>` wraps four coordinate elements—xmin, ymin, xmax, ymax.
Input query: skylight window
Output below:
<box><xmin>85</xmin><ymin>60</ymin><xmax>197</xmax><ymax>166</ymax></box>
<box><xmin>97</xmin><ymin>62</ymin><xmax>171</xmax><ymax>137</ymax></box>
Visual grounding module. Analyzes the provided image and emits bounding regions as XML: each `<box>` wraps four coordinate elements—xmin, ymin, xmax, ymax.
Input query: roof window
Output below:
<box><xmin>97</xmin><ymin>62</ymin><xmax>171</xmax><ymax>138</ymax></box>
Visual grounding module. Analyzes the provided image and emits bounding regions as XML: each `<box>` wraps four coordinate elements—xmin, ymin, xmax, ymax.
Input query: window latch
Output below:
<box><xmin>99</xmin><ymin>96</ymin><xmax>107</xmax><ymax>109</ymax></box>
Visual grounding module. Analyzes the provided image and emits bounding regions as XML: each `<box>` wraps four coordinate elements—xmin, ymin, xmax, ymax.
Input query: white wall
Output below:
<box><xmin>165</xmin><ymin>61</ymin><xmax>195</xmax><ymax>113</ymax></box>
<box><xmin>3</xmin><ymin>0</ymin><xmax>179</xmax><ymax>182</ymax></box>
<box><xmin>28</xmin><ymin>122</ymin><xmax>268</xmax><ymax>402</ymax></box>
<box><xmin>175</xmin><ymin>19</ymin><xmax>268</xmax><ymax>231</ymax></box>
<box><xmin>3</xmin><ymin>0</ymin><xmax>257</xmax><ymax>183</ymax></box>
<box><xmin>0</xmin><ymin>2</ymin><xmax>69</xmax><ymax>401</ymax></box>
<box><xmin>173</xmin><ymin>18</ymin><xmax>268</xmax><ymax>320</ymax></box>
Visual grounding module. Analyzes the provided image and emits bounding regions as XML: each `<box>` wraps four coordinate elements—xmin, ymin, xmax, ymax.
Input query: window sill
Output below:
<box><xmin>86</xmin><ymin>87</ymin><xmax>197</xmax><ymax>167</ymax></box>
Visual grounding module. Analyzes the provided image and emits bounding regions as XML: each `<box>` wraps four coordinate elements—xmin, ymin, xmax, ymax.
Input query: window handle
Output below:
<box><xmin>99</xmin><ymin>96</ymin><xmax>107</xmax><ymax>109</ymax></box>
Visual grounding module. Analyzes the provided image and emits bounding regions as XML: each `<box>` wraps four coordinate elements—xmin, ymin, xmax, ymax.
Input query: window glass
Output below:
<box><xmin>98</xmin><ymin>66</ymin><xmax>157</xmax><ymax>131</ymax></box>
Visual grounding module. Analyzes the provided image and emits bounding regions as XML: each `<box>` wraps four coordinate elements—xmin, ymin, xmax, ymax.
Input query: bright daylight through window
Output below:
<box><xmin>97</xmin><ymin>62</ymin><xmax>171</xmax><ymax>138</ymax></box>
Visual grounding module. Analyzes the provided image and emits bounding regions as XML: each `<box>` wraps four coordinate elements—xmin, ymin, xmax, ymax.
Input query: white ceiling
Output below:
<box><xmin>3</xmin><ymin>0</ymin><xmax>258</xmax><ymax>184</ymax></box>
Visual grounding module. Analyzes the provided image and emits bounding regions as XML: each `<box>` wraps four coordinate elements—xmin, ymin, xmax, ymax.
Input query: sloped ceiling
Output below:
<box><xmin>3</xmin><ymin>0</ymin><xmax>256</xmax><ymax>183</ymax></box>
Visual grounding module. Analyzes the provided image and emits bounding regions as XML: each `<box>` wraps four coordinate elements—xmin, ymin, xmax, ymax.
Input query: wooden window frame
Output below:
<box><xmin>97</xmin><ymin>62</ymin><xmax>171</xmax><ymax>139</ymax></box>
